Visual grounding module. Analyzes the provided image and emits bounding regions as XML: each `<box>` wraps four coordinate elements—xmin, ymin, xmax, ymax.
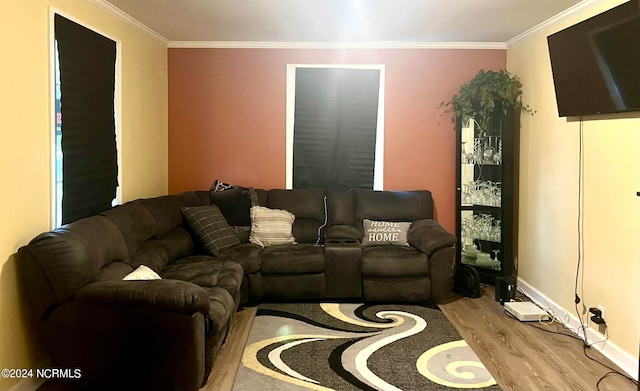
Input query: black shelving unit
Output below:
<box><xmin>455</xmin><ymin>105</ymin><xmax>520</xmax><ymax>284</ymax></box>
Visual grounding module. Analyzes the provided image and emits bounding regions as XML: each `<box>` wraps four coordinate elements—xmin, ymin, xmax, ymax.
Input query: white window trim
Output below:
<box><xmin>285</xmin><ymin>64</ymin><xmax>385</xmax><ymax>190</ymax></box>
<box><xmin>49</xmin><ymin>7</ymin><xmax>122</xmax><ymax>228</ymax></box>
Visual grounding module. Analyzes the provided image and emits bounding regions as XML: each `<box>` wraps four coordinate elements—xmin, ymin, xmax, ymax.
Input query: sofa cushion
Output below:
<box><xmin>291</xmin><ymin>219</ymin><xmax>324</xmax><ymax>244</ymax></box>
<box><xmin>326</xmin><ymin>188</ymin><xmax>355</xmax><ymax>226</ymax></box>
<box><xmin>161</xmin><ymin>258</ymin><xmax>244</xmax><ymax>302</ymax></box>
<box><xmin>217</xmin><ymin>243</ymin><xmax>262</xmax><ymax>274</ymax></box>
<box><xmin>27</xmin><ymin>215</ymin><xmax>128</xmax><ymax>303</ymax></box>
<box><xmin>101</xmin><ymin>201</ymin><xmax>155</xmax><ymax>259</ymax></box>
<box><xmin>158</xmin><ymin>227</ymin><xmax>195</xmax><ymax>262</ymax></box>
<box><xmin>194</xmin><ymin>190</ymin><xmax>211</xmax><ymax>206</ymax></box>
<box><xmin>210</xmin><ymin>187</ymin><xmax>253</xmax><ymax>226</ymax></box>
<box><xmin>249</xmin><ymin>206</ymin><xmax>296</xmax><ymax>247</ymax></box>
<box><xmin>138</xmin><ymin>192</ymin><xmax>202</xmax><ymax>238</ymax></box>
<box><xmin>181</xmin><ymin>205</ymin><xmax>240</xmax><ymax>256</ymax></box>
<box><xmin>360</xmin><ymin>246</ymin><xmax>429</xmax><ymax>277</ymax></box>
<box><xmin>232</xmin><ymin>226</ymin><xmax>251</xmax><ymax>243</ymax></box>
<box><xmin>131</xmin><ymin>239</ymin><xmax>169</xmax><ymax>273</ymax></box>
<box><xmin>96</xmin><ymin>262</ymin><xmax>134</xmax><ymax>282</ymax></box>
<box><xmin>354</xmin><ymin>190</ymin><xmax>433</xmax><ymax>223</ymax></box>
<box><xmin>130</xmin><ymin>227</ymin><xmax>195</xmax><ymax>272</ymax></box>
<box><xmin>266</xmin><ymin>188</ymin><xmax>326</xmax><ymax>222</ymax></box>
<box><xmin>361</xmin><ymin>219</ymin><xmax>412</xmax><ymax>246</ymax></box>
<box><xmin>261</xmin><ymin>244</ymin><xmax>324</xmax><ymax>274</ymax></box>
<box><xmin>324</xmin><ymin>225</ymin><xmax>361</xmax><ymax>240</ymax></box>
<box><xmin>267</xmin><ymin>188</ymin><xmax>326</xmax><ymax>244</ymax></box>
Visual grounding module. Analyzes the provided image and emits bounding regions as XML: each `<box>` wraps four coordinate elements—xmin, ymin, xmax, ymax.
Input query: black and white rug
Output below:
<box><xmin>232</xmin><ymin>303</ymin><xmax>500</xmax><ymax>391</ymax></box>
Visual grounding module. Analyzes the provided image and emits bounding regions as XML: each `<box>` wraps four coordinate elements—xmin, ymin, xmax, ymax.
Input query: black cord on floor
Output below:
<box><xmin>571</xmin><ymin>120</ymin><xmax>637</xmax><ymax>391</ymax></box>
<box><xmin>583</xmin><ymin>343</ymin><xmax>638</xmax><ymax>391</ymax></box>
<box><xmin>504</xmin><ymin>309</ymin><xmax>638</xmax><ymax>390</ymax></box>
<box><xmin>503</xmin><ymin>309</ymin><xmax>582</xmax><ymax>342</ymax></box>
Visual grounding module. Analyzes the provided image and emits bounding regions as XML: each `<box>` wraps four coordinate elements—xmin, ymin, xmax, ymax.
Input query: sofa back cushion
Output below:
<box><xmin>130</xmin><ymin>227</ymin><xmax>195</xmax><ymax>272</ymax></box>
<box><xmin>95</xmin><ymin>262</ymin><xmax>134</xmax><ymax>281</ymax></box>
<box><xmin>354</xmin><ymin>190</ymin><xmax>433</xmax><ymax>223</ymax></box>
<box><xmin>326</xmin><ymin>188</ymin><xmax>356</xmax><ymax>226</ymax></box>
<box><xmin>211</xmin><ymin>187</ymin><xmax>267</xmax><ymax>226</ymax></box>
<box><xmin>138</xmin><ymin>192</ymin><xmax>203</xmax><ymax>238</ymax></box>
<box><xmin>194</xmin><ymin>190</ymin><xmax>211</xmax><ymax>206</ymax></box>
<box><xmin>266</xmin><ymin>188</ymin><xmax>326</xmax><ymax>243</ymax></box>
<box><xmin>27</xmin><ymin>215</ymin><xmax>128</xmax><ymax>303</ymax></box>
<box><xmin>211</xmin><ymin>187</ymin><xmax>253</xmax><ymax>226</ymax></box>
<box><xmin>101</xmin><ymin>201</ymin><xmax>155</xmax><ymax>259</ymax></box>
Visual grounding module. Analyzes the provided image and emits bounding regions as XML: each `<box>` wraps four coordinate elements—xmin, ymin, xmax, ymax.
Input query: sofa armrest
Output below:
<box><xmin>408</xmin><ymin>219</ymin><xmax>456</xmax><ymax>302</ymax></box>
<box><xmin>408</xmin><ymin>219</ymin><xmax>456</xmax><ymax>256</ymax></box>
<box><xmin>75</xmin><ymin>279</ymin><xmax>210</xmax><ymax>315</ymax></box>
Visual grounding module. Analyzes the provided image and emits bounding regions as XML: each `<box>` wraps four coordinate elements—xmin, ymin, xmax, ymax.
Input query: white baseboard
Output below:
<box><xmin>517</xmin><ymin>277</ymin><xmax>639</xmax><ymax>380</ymax></box>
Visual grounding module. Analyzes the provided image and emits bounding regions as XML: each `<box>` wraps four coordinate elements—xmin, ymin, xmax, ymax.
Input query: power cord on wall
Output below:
<box><xmin>315</xmin><ymin>196</ymin><xmax>328</xmax><ymax>246</ymax></box>
<box><xmin>504</xmin><ymin>121</ymin><xmax>637</xmax><ymax>391</ymax></box>
<box><xmin>571</xmin><ymin>120</ymin><xmax>636</xmax><ymax>390</ymax></box>
<box><xmin>574</xmin><ymin>118</ymin><xmax>587</xmax><ymax>346</ymax></box>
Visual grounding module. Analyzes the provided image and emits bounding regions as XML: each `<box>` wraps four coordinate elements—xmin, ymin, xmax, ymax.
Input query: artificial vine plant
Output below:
<box><xmin>438</xmin><ymin>69</ymin><xmax>535</xmax><ymax>136</ymax></box>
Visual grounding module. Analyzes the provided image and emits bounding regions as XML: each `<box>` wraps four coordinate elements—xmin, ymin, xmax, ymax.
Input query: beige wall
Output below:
<box><xmin>0</xmin><ymin>1</ymin><xmax>167</xmax><ymax>389</ymax></box>
<box><xmin>508</xmin><ymin>0</ymin><xmax>639</xmax><ymax>366</ymax></box>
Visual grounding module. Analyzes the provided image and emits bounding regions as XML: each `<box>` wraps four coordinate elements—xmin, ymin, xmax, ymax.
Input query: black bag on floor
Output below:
<box><xmin>453</xmin><ymin>264</ymin><xmax>481</xmax><ymax>298</ymax></box>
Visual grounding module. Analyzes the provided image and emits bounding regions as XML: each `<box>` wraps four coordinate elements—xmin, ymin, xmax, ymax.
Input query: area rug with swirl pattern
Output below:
<box><xmin>232</xmin><ymin>303</ymin><xmax>500</xmax><ymax>391</ymax></box>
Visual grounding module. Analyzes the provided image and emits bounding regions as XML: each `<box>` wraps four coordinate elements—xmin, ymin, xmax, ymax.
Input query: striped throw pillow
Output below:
<box><xmin>249</xmin><ymin>206</ymin><xmax>296</xmax><ymax>247</ymax></box>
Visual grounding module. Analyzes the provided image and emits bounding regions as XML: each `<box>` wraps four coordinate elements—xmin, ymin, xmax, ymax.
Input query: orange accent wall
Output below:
<box><xmin>168</xmin><ymin>48</ymin><xmax>506</xmax><ymax>232</ymax></box>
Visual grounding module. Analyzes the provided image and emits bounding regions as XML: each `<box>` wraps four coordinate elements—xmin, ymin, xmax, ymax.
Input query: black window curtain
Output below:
<box><xmin>55</xmin><ymin>15</ymin><xmax>117</xmax><ymax>224</ymax></box>
<box><xmin>293</xmin><ymin>68</ymin><xmax>380</xmax><ymax>189</ymax></box>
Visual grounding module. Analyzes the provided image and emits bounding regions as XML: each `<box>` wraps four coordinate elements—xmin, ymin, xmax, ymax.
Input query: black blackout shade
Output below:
<box><xmin>55</xmin><ymin>14</ymin><xmax>117</xmax><ymax>224</ymax></box>
<box><xmin>293</xmin><ymin>68</ymin><xmax>380</xmax><ymax>189</ymax></box>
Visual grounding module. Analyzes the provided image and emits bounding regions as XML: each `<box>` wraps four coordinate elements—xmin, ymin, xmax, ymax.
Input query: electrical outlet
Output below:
<box><xmin>588</xmin><ymin>305</ymin><xmax>606</xmax><ymax>327</ymax></box>
<box><xmin>596</xmin><ymin>305</ymin><xmax>604</xmax><ymax>320</ymax></box>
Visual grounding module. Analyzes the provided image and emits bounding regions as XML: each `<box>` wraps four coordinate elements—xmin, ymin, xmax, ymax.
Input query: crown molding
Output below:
<box><xmin>168</xmin><ymin>41</ymin><xmax>507</xmax><ymax>50</ymax></box>
<box><xmin>85</xmin><ymin>1</ymin><xmax>611</xmax><ymax>50</ymax></box>
<box><xmin>506</xmin><ymin>0</ymin><xmax>606</xmax><ymax>46</ymax></box>
<box><xmin>89</xmin><ymin>0</ymin><xmax>169</xmax><ymax>45</ymax></box>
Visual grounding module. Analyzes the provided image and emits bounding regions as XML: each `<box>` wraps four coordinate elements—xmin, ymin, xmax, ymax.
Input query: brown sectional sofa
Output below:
<box><xmin>17</xmin><ymin>187</ymin><xmax>455</xmax><ymax>390</ymax></box>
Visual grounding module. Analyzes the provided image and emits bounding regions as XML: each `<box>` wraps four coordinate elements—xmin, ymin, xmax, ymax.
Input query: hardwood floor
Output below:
<box><xmin>439</xmin><ymin>286</ymin><xmax>636</xmax><ymax>391</ymax></box>
<box><xmin>204</xmin><ymin>286</ymin><xmax>638</xmax><ymax>391</ymax></box>
<box><xmin>202</xmin><ymin>306</ymin><xmax>257</xmax><ymax>391</ymax></box>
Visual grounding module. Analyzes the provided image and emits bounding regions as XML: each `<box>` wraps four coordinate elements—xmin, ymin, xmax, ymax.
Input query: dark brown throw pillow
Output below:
<box><xmin>181</xmin><ymin>205</ymin><xmax>240</xmax><ymax>256</ymax></box>
<box><xmin>210</xmin><ymin>187</ymin><xmax>252</xmax><ymax>226</ymax></box>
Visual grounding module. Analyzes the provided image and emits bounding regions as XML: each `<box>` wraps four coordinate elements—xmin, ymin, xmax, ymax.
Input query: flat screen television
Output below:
<box><xmin>547</xmin><ymin>0</ymin><xmax>640</xmax><ymax>117</ymax></box>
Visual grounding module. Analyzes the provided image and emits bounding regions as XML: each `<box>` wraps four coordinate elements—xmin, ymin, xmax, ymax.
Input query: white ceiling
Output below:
<box><xmin>101</xmin><ymin>0</ymin><xmax>588</xmax><ymax>44</ymax></box>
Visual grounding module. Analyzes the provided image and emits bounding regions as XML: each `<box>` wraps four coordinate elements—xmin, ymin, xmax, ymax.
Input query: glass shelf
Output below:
<box><xmin>461</xmin><ymin>203</ymin><xmax>501</xmax><ymax>208</ymax></box>
<box><xmin>462</xmin><ymin>162</ymin><xmax>501</xmax><ymax>167</ymax></box>
<box><xmin>461</xmin><ymin>258</ymin><xmax>501</xmax><ymax>270</ymax></box>
<box><xmin>457</xmin><ymin>106</ymin><xmax>518</xmax><ymax>284</ymax></box>
<box><xmin>462</xmin><ymin>235</ymin><xmax>501</xmax><ymax>244</ymax></box>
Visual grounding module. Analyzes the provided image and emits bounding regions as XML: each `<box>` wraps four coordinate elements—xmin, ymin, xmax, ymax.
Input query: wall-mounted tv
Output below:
<box><xmin>547</xmin><ymin>0</ymin><xmax>640</xmax><ymax>117</ymax></box>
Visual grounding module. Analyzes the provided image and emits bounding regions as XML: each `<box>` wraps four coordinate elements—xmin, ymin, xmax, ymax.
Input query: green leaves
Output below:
<box><xmin>437</xmin><ymin>69</ymin><xmax>535</xmax><ymax>135</ymax></box>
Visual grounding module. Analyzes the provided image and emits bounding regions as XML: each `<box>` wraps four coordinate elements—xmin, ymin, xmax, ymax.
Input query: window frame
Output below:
<box><xmin>285</xmin><ymin>64</ymin><xmax>385</xmax><ymax>190</ymax></box>
<box><xmin>49</xmin><ymin>7</ymin><xmax>122</xmax><ymax>228</ymax></box>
